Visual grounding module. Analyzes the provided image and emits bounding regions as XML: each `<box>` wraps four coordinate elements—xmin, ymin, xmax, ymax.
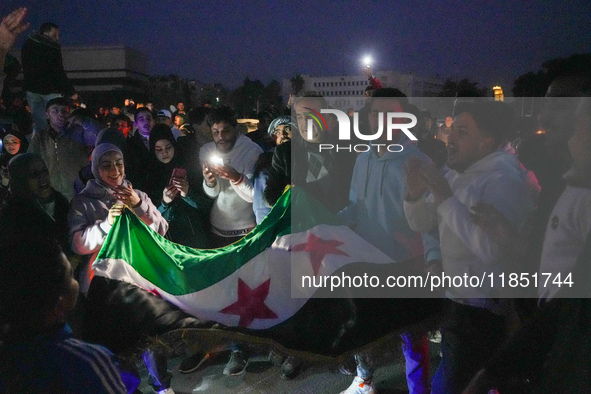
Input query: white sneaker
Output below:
<box><xmin>340</xmin><ymin>376</ymin><xmax>376</xmax><ymax>394</ymax></box>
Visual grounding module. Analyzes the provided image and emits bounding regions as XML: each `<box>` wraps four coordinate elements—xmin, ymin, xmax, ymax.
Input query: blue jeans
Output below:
<box><xmin>401</xmin><ymin>332</ymin><xmax>430</xmax><ymax>394</ymax></box>
<box><xmin>431</xmin><ymin>301</ymin><xmax>506</xmax><ymax>394</ymax></box>
<box><xmin>356</xmin><ymin>332</ymin><xmax>430</xmax><ymax>394</ymax></box>
<box><xmin>25</xmin><ymin>91</ymin><xmax>62</xmax><ymax>137</ymax></box>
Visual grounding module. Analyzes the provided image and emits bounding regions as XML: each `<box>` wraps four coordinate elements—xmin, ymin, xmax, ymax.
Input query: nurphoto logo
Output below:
<box><xmin>304</xmin><ymin>108</ymin><xmax>418</xmax><ymax>153</ymax></box>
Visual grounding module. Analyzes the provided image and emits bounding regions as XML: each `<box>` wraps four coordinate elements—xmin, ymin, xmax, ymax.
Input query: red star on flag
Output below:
<box><xmin>292</xmin><ymin>233</ymin><xmax>350</xmax><ymax>276</ymax></box>
<box><xmin>220</xmin><ymin>278</ymin><xmax>278</xmax><ymax>327</ymax></box>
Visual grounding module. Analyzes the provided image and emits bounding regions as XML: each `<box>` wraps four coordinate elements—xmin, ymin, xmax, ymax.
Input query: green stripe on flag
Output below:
<box><xmin>97</xmin><ymin>187</ymin><xmax>344</xmax><ymax>296</ymax></box>
<box><xmin>96</xmin><ymin>189</ymin><xmax>290</xmax><ymax>295</ymax></box>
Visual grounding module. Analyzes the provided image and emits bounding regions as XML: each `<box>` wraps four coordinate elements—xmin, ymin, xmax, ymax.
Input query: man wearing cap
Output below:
<box><xmin>155</xmin><ymin>108</ymin><xmax>182</xmax><ymax>140</ymax></box>
<box><xmin>28</xmin><ymin>97</ymin><xmax>96</xmax><ymax>200</ymax></box>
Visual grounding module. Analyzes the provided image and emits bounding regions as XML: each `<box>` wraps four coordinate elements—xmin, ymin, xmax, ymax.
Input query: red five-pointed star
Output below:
<box><xmin>292</xmin><ymin>233</ymin><xmax>349</xmax><ymax>276</ymax></box>
<box><xmin>219</xmin><ymin>278</ymin><xmax>278</xmax><ymax>327</ymax></box>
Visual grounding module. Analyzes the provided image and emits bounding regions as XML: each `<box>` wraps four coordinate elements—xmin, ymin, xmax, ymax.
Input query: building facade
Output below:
<box><xmin>282</xmin><ymin>70</ymin><xmax>445</xmax><ymax>111</ymax></box>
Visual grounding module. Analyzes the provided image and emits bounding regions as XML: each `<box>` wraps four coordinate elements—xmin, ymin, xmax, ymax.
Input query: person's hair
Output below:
<box><xmin>454</xmin><ymin>101</ymin><xmax>515</xmax><ymax>146</ymax></box>
<box><xmin>40</xmin><ymin>22</ymin><xmax>58</xmax><ymax>34</ymax></box>
<box><xmin>294</xmin><ymin>94</ymin><xmax>329</xmax><ymax>109</ymax></box>
<box><xmin>367</xmin><ymin>88</ymin><xmax>410</xmax><ymax>111</ymax></box>
<box><xmin>207</xmin><ymin>106</ymin><xmax>237</xmax><ymax>128</ymax></box>
<box><xmin>70</xmin><ymin>107</ymin><xmax>96</xmax><ymax>120</ymax></box>
<box><xmin>188</xmin><ymin>107</ymin><xmax>211</xmax><ymax>125</ymax></box>
<box><xmin>546</xmin><ymin>53</ymin><xmax>591</xmax><ymax>94</ymax></box>
<box><xmin>112</xmin><ymin>114</ymin><xmax>132</xmax><ymax>127</ymax></box>
<box><xmin>134</xmin><ymin>106</ymin><xmax>152</xmax><ymax>119</ymax></box>
<box><xmin>0</xmin><ymin>239</ymin><xmax>67</xmax><ymax>340</ymax></box>
<box><xmin>45</xmin><ymin>97</ymin><xmax>69</xmax><ymax>111</ymax></box>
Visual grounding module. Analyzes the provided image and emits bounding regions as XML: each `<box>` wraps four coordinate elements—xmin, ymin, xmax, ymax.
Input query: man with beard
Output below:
<box><xmin>200</xmin><ymin>106</ymin><xmax>262</xmax><ymax>248</ymax></box>
<box><xmin>195</xmin><ymin>107</ymin><xmax>262</xmax><ymax>377</ymax></box>
<box><xmin>403</xmin><ymin>101</ymin><xmax>539</xmax><ymax>393</ymax></box>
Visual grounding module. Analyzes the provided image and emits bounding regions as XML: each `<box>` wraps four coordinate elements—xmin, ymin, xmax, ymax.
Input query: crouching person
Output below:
<box><xmin>0</xmin><ymin>239</ymin><xmax>131</xmax><ymax>393</ymax></box>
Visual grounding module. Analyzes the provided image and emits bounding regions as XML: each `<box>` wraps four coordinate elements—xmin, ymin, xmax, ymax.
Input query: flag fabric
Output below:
<box><xmin>93</xmin><ymin>187</ymin><xmax>394</xmax><ymax>330</ymax></box>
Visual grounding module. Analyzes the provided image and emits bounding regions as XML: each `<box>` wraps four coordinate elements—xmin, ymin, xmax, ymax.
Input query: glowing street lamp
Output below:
<box><xmin>363</xmin><ymin>56</ymin><xmax>372</xmax><ymax>67</ymax></box>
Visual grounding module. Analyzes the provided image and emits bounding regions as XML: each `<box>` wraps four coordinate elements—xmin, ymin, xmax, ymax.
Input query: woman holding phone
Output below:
<box><xmin>68</xmin><ymin>142</ymin><xmax>168</xmax><ymax>295</ymax></box>
<box><xmin>146</xmin><ymin>124</ymin><xmax>212</xmax><ymax>249</ymax></box>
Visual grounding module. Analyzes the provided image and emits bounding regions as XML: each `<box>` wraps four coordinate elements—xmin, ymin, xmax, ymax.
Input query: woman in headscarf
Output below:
<box><xmin>0</xmin><ymin>153</ymin><xmax>69</xmax><ymax>250</ymax></box>
<box><xmin>145</xmin><ymin>124</ymin><xmax>212</xmax><ymax>248</ymax></box>
<box><xmin>0</xmin><ymin>124</ymin><xmax>28</xmax><ymax>204</ymax></box>
<box><xmin>68</xmin><ymin>142</ymin><xmax>168</xmax><ymax>295</ymax></box>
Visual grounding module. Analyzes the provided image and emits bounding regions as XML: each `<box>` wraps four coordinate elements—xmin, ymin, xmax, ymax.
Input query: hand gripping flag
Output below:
<box><xmin>88</xmin><ymin>187</ymin><xmax>440</xmax><ymax>357</ymax></box>
<box><xmin>93</xmin><ymin>187</ymin><xmax>393</xmax><ymax>330</ymax></box>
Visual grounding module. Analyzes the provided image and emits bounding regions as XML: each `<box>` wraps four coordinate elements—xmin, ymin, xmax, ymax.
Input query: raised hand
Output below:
<box><xmin>0</xmin><ymin>8</ymin><xmax>29</xmax><ymax>53</ymax></box>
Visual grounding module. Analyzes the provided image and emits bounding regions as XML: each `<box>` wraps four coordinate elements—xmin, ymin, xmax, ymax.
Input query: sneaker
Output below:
<box><xmin>339</xmin><ymin>358</ymin><xmax>357</xmax><ymax>376</ymax></box>
<box><xmin>223</xmin><ymin>350</ymin><xmax>249</xmax><ymax>376</ymax></box>
<box><xmin>178</xmin><ymin>352</ymin><xmax>210</xmax><ymax>374</ymax></box>
<box><xmin>340</xmin><ymin>376</ymin><xmax>376</xmax><ymax>394</ymax></box>
<box><xmin>280</xmin><ymin>356</ymin><xmax>302</xmax><ymax>380</ymax></box>
<box><xmin>155</xmin><ymin>389</ymin><xmax>175</xmax><ymax>394</ymax></box>
<box><xmin>427</xmin><ymin>330</ymin><xmax>442</xmax><ymax>343</ymax></box>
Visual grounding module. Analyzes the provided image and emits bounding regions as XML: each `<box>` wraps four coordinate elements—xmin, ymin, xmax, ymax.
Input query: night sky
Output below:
<box><xmin>2</xmin><ymin>0</ymin><xmax>590</xmax><ymax>91</ymax></box>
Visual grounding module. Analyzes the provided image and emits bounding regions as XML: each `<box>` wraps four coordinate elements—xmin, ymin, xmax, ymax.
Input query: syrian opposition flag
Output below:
<box><xmin>92</xmin><ymin>188</ymin><xmax>394</xmax><ymax>331</ymax></box>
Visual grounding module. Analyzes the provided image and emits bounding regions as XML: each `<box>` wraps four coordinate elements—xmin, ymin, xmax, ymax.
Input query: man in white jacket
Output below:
<box><xmin>197</xmin><ymin>107</ymin><xmax>263</xmax><ymax>376</ymax></box>
<box><xmin>200</xmin><ymin>107</ymin><xmax>263</xmax><ymax>248</ymax></box>
<box><xmin>403</xmin><ymin>101</ymin><xmax>539</xmax><ymax>393</ymax></box>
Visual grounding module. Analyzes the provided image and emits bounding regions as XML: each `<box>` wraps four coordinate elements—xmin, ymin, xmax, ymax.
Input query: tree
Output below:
<box><xmin>229</xmin><ymin>78</ymin><xmax>265</xmax><ymax>118</ymax></box>
<box><xmin>438</xmin><ymin>78</ymin><xmax>487</xmax><ymax>97</ymax></box>
<box><xmin>290</xmin><ymin>74</ymin><xmax>305</xmax><ymax>95</ymax></box>
<box><xmin>512</xmin><ymin>71</ymin><xmax>547</xmax><ymax>97</ymax></box>
<box><xmin>512</xmin><ymin>53</ymin><xmax>591</xmax><ymax>97</ymax></box>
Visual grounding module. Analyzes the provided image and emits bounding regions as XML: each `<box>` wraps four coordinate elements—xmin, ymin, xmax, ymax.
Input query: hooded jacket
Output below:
<box><xmin>404</xmin><ymin>148</ymin><xmax>540</xmax><ymax>311</ymax></box>
<box><xmin>21</xmin><ymin>31</ymin><xmax>75</xmax><ymax>96</ymax></box>
<box><xmin>68</xmin><ymin>144</ymin><xmax>168</xmax><ymax>294</ymax></box>
<box><xmin>340</xmin><ymin>140</ymin><xmax>428</xmax><ymax>262</ymax></box>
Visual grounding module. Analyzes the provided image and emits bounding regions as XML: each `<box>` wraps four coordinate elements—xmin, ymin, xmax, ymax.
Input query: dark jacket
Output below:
<box><xmin>21</xmin><ymin>32</ymin><xmax>75</xmax><ymax>96</ymax></box>
<box><xmin>264</xmin><ymin>135</ymin><xmax>355</xmax><ymax>213</ymax></box>
<box><xmin>0</xmin><ymin>190</ymin><xmax>70</xmax><ymax>253</ymax></box>
<box><xmin>123</xmin><ymin>132</ymin><xmax>151</xmax><ymax>192</ymax></box>
<box><xmin>144</xmin><ymin>128</ymin><xmax>212</xmax><ymax>249</ymax></box>
<box><xmin>144</xmin><ymin>154</ymin><xmax>212</xmax><ymax>249</ymax></box>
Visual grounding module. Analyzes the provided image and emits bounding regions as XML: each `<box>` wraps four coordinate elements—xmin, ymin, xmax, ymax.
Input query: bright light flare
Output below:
<box><xmin>210</xmin><ymin>155</ymin><xmax>224</xmax><ymax>165</ymax></box>
<box><xmin>363</xmin><ymin>56</ymin><xmax>372</xmax><ymax>67</ymax></box>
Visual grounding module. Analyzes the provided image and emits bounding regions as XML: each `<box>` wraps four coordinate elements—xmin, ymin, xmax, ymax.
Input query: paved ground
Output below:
<box><xmin>137</xmin><ymin>341</ymin><xmax>441</xmax><ymax>393</ymax></box>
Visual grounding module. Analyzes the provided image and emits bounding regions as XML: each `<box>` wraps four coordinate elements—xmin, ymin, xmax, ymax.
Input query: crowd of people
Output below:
<box><xmin>0</xmin><ymin>6</ymin><xmax>590</xmax><ymax>394</ymax></box>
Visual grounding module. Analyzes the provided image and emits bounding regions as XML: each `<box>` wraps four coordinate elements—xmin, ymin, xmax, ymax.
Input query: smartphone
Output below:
<box><xmin>169</xmin><ymin>168</ymin><xmax>187</xmax><ymax>186</ymax></box>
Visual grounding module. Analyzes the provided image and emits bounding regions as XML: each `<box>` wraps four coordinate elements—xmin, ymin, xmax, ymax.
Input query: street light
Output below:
<box><xmin>363</xmin><ymin>56</ymin><xmax>372</xmax><ymax>67</ymax></box>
